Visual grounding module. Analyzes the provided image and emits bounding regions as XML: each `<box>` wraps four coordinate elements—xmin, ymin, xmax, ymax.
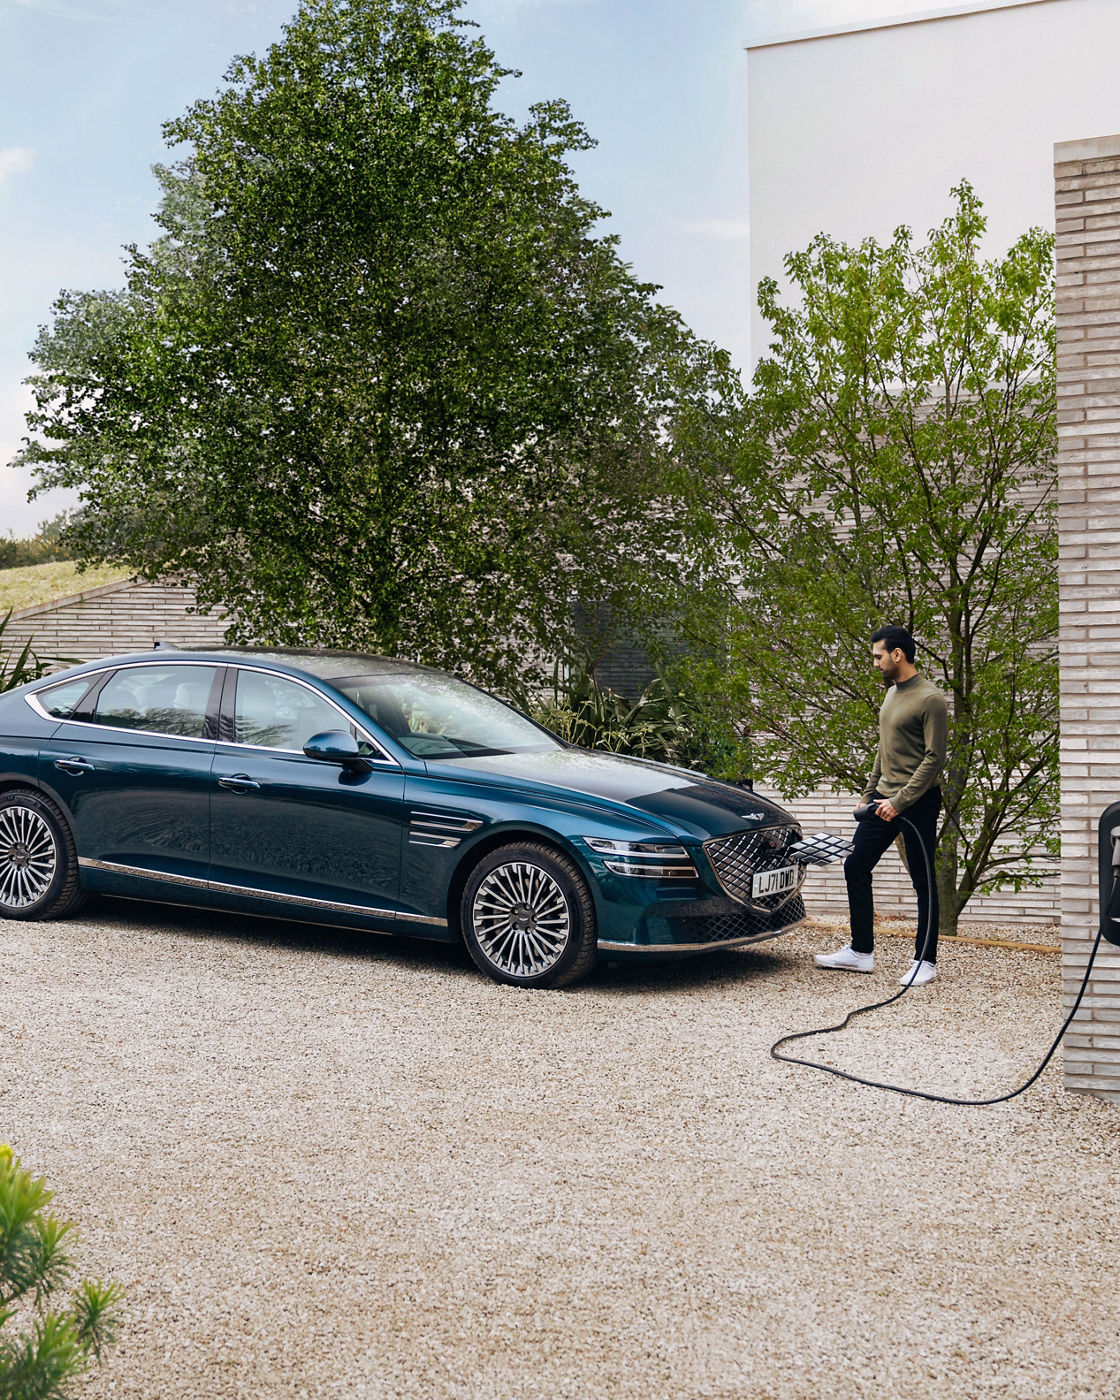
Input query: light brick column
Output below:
<box><xmin>1055</xmin><ymin>135</ymin><xmax>1120</xmax><ymax>1102</ymax></box>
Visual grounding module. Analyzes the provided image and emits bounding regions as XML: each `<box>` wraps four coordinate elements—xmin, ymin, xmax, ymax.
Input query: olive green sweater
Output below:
<box><xmin>861</xmin><ymin>674</ymin><xmax>948</xmax><ymax>812</ymax></box>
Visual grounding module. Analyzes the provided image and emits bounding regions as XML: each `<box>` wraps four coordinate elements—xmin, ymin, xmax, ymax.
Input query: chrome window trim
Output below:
<box><xmin>77</xmin><ymin>857</ymin><xmax>445</xmax><ymax>926</ymax></box>
<box><xmin>225</xmin><ymin>663</ymin><xmax>399</xmax><ymax>767</ymax></box>
<box><xmin>26</xmin><ymin>659</ymin><xmax>400</xmax><ymax>767</ymax></box>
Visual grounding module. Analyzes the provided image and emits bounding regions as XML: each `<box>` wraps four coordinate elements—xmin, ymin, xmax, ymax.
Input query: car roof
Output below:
<box><xmin>38</xmin><ymin>647</ymin><xmax>448</xmax><ymax>686</ymax></box>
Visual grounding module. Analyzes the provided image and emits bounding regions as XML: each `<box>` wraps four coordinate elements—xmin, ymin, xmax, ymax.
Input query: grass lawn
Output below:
<box><xmin>0</xmin><ymin>560</ymin><xmax>131</xmax><ymax>614</ymax></box>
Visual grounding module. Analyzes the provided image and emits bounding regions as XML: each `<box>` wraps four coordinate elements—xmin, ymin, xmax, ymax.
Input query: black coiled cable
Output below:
<box><xmin>769</xmin><ymin>809</ymin><xmax>1109</xmax><ymax>1106</ymax></box>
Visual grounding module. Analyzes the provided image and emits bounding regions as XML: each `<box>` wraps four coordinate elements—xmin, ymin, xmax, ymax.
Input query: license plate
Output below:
<box><xmin>752</xmin><ymin>864</ymin><xmax>799</xmax><ymax>899</ymax></box>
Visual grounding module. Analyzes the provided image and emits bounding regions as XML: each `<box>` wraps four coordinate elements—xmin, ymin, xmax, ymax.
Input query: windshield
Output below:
<box><xmin>332</xmin><ymin>672</ymin><xmax>563</xmax><ymax>760</ymax></box>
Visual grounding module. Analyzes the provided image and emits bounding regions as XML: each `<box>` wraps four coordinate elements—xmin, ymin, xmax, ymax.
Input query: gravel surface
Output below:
<box><xmin>3</xmin><ymin>899</ymin><xmax>1119</xmax><ymax>1400</ymax></box>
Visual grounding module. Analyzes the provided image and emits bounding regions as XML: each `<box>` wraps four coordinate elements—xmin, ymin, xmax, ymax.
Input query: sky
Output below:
<box><xmin>0</xmin><ymin>0</ymin><xmax>1026</xmax><ymax>534</ymax></box>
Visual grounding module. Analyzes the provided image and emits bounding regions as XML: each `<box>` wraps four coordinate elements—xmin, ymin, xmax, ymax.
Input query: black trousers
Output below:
<box><xmin>844</xmin><ymin>786</ymin><xmax>941</xmax><ymax>963</ymax></box>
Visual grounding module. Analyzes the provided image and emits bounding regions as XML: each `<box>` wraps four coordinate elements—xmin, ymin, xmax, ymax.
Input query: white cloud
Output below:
<box><xmin>680</xmin><ymin>219</ymin><xmax>752</xmax><ymax>241</ymax></box>
<box><xmin>0</xmin><ymin>148</ymin><xmax>34</xmax><ymax>186</ymax></box>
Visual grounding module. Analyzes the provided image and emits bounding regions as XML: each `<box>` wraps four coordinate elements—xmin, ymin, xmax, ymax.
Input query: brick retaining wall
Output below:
<box><xmin>5</xmin><ymin>577</ymin><xmax>228</xmax><ymax>667</ymax></box>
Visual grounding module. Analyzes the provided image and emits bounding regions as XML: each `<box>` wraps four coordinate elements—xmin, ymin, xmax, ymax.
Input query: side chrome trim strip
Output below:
<box><xmin>77</xmin><ymin>857</ymin><xmax>447</xmax><ymax>927</ymax></box>
<box><xmin>597</xmin><ymin>920</ymin><xmax>804</xmax><ymax>954</ymax></box>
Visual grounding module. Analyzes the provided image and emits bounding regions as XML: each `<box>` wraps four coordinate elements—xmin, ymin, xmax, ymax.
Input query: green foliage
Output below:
<box><xmin>682</xmin><ymin>184</ymin><xmax>1057</xmax><ymax>932</ymax></box>
<box><xmin>0</xmin><ymin>613</ymin><xmax>52</xmax><ymax>695</ymax></box>
<box><xmin>528</xmin><ymin>663</ymin><xmax>752</xmax><ymax>780</ymax></box>
<box><xmin>0</xmin><ymin>1144</ymin><xmax>123</xmax><ymax>1399</ymax></box>
<box><xmin>18</xmin><ymin>0</ymin><xmax>732</xmax><ymax>693</ymax></box>
<box><xmin>0</xmin><ymin>516</ymin><xmax>75</xmax><ymax>571</ymax></box>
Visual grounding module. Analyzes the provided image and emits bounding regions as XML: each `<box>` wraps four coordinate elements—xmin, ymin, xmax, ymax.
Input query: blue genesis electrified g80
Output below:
<box><xmin>0</xmin><ymin>648</ymin><xmax>808</xmax><ymax>988</ymax></box>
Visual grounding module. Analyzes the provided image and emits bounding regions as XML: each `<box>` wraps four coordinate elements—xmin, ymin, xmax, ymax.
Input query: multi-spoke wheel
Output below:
<box><xmin>460</xmin><ymin>841</ymin><xmax>598</xmax><ymax>988</ymax></box>
<box><xmin>0</xmin><ymin>791</ymin><xmax>84</xmax><ymax>920</ymax></box>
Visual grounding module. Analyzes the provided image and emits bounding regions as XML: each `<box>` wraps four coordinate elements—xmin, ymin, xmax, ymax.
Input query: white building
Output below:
<box><xmin>747</xmin><ymin>0</ymin><xmax>1120</xmax><ymax>367</ymax></box>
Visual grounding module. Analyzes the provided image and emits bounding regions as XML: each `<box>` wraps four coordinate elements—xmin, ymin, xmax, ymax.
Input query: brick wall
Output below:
<box><xmin>1055</xmin><ymin>134</ymin><xmax>1120</xmax><ymax>1103</ymax></box>
<box><xmin>5</xmin><ymin>577</ymin><xmax>229</xmax><ymax>668</ymax></box>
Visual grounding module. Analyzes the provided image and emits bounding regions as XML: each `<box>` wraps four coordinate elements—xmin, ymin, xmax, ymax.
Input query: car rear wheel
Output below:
<box><xmin>0</xmin><ymin>790</ymin><xmax>85</xmax><ymax>920</ymax></box>
<box><xmin>460</xmin><ymin>841</ymin><xmax>598</xmax><ymax>988</ymax></box>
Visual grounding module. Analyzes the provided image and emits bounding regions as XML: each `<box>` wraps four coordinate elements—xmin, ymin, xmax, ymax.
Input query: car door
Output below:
<box><xmin>209</xmin><ymin>665</ymin><xmax>405</xmax><ymax>918</ymax></box>
<box><xmin>37</xmin><ymin>661</ymin><xmax>222</xmax><ymax>884</ymax></box>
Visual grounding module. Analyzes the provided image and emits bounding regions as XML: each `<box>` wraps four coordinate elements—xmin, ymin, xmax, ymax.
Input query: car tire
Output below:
<box><xmin>460</xmin><ymin>841</ymin><xmax>598</xmax><ymax>989</ymax></box>
<box><xmin>0</xmin><ymin>790</ymin><xmax>86</xmax><ymax>921</ymax></box>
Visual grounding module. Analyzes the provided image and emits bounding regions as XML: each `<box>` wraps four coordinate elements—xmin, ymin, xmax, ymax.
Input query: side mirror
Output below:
<box><xmin>303</xmin><ymin>730</ymin><xmax>372</xmax><ymax>773</ymax></box>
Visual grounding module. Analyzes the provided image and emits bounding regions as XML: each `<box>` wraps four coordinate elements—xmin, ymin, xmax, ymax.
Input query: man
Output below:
<box><xmin>815</xmin><ymin>625</ymin><xmax>948</xmax><ymax>986</ymax></box>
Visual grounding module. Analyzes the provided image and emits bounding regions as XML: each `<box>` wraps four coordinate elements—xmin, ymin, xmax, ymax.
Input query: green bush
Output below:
<box><xmin>0</xmin><ymin>515</ymin><xmax>75</xmax><ymax>571</ymax></box>
<box><xmin>529</xmin><ymin>663</ymin><xmax>753</xmax><ymax>782</ymax></box>
<box><xmin>0</xmin><ymin>1144</ymin><xmax>123</xmax><ymax>1400</ymax></box>
<box><xmin>0</xmin><ymin>613</ymin><xmax>52</xmax><ymax>695</ymax></box>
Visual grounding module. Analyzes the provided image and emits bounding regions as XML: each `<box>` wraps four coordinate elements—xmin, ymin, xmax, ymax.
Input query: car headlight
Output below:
<box><xmin>582</xmin><ymin>837</ymin><xmax>698</xmax><ymax>879</ymax></box>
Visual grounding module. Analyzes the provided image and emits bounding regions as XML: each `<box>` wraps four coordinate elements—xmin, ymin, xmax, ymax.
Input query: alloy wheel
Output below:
<box><xmin>470</xmin><ymin>860</ymin><xmax>572</xmax><ymax>978</ymax></box>
<box><xmin>0</xmin><ymin>804</ymin><xmax>58</xmax><ymax>910</ymax></box>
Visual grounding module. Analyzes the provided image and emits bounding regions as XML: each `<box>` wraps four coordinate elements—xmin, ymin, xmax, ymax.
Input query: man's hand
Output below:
<box><xmin>875</xmin><ymin>799</ymin><xmax>900</xmax><ymax>822</ymax></box>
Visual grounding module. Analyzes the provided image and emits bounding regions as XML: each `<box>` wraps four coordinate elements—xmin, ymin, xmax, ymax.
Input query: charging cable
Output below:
<box><xmin>770</xmin><ymin>805</ymin><xmax>1112</xmax><ymax>1105</ymax></box>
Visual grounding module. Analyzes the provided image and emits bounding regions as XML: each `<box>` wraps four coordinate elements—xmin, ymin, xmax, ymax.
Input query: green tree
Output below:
<box><xmin>0</xmin><ymin>514</ymin><xmax>75</xmax><ymax>571</ymax></box>
<box><xmin>16</xmin><ymin>0</ymin><xmax>732</xmax><ymax>692</ymax></box>
<box><xmin>684</xmin><ymin>184</ymin><xmax>1057</xmax><ymax>935</ymax></box>
<box><xmin>0</xmin><ymin>1144</ymin><xmax>122</xmax><ymax>1399</ymax></box>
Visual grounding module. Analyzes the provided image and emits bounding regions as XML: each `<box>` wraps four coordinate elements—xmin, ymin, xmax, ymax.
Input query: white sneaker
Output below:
<box><xmin>899</xmin><ymin>959</ymin><xmax>937</xmax><ymax>987</ymax></box>
<box><xmin>814</xmin><ymin>945</ymin><xmax>874</xmax><ymax>973</ymax></box>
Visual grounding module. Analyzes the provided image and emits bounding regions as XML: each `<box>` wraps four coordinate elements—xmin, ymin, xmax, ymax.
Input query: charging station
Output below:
<box><xmin>1098</xmin><ymin>802</ymin><xmax>1120</xmax><ymax>950</ymax></box>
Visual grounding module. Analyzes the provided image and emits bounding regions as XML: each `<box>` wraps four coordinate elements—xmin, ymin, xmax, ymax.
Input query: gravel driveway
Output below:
<box><xmin>3</xmin><ymin>899</ymin><xmax>1119</xmax><ymax>1400</ymax></box>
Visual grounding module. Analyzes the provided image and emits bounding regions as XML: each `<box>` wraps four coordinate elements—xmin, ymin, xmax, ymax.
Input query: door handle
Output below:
<box><xmin>54</xmin><ymin>757</ymin><xmax>94</xmax><ymax>775</ymax></box>
<box><xmin>218</xmin><ymin>774</ymin><xmax>261</xmax><ymax>793</ymax></box>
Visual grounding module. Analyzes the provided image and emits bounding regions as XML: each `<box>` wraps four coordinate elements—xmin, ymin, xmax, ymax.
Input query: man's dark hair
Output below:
<box><xmin>870</xmin><ymin>625</ymin><xmax>917</xmax><ymax>663</ymax></box>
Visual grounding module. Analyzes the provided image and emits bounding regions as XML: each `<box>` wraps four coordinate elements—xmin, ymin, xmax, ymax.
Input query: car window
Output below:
<box><xmin>233</xmin><ymin>670</ymin><xmax>345</xmax><ymax>751</ymax></box>
<box><xmin>334</xmin><ymin>672</ymin><xmax>560</xmax><ymax>759</ymax></box>
<box><xmin>33</xmin><ymin>676</ymin><xmax>97</xmax><ymax>719</ymax></box>
<box><xmin>90</xmin><ymin>665</ymin><xmax>219</xmax><ymax>739</ymax></box>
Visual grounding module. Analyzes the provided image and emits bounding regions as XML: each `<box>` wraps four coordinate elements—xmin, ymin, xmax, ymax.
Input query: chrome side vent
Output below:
<box><xmin>409</xmin><ymin>811</ymin><xmax>484</xmax><ymax>849</ymax></box>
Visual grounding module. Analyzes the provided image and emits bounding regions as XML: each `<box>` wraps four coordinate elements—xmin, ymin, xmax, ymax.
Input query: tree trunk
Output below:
<box><xmin>936</xmin><ymin>832</ymin><xmax>963</xmax><ymax>937</ymax></box>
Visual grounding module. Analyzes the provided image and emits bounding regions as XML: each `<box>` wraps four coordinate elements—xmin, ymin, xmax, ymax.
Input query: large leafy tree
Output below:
<box><xmin>17</xmin><ymin>0</ymin><xmax>730</xmax><ymax>690</ymax></box>
<box><xmin>682</xmin><ymin>185</ymin><xmax>1057</xmax><ymax>934</ymax></box>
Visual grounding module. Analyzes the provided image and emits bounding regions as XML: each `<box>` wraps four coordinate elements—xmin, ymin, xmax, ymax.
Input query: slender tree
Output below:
<box><xmin>681</xmin><ymin>184</ymin><xmax>1057</xmax><ymax>934</ymax></box>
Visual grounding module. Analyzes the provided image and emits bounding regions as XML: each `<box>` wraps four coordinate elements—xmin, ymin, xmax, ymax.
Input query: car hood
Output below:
<box><xmin>430</xmin><ymin>748</ymin><xmax>796</xmax><ymax>840</ymax></box>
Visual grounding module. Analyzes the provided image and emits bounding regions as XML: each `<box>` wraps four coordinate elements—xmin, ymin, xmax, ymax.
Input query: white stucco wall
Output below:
<box><xmin>747</xmin><ymin>0</ymin><xmax>1120</xmax><ymax>367</ymax></box>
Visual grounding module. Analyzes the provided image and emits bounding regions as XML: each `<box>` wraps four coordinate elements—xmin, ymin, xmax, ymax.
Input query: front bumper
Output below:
<box><xmin>583</xmin><ymin>823</ymin><xmax>808</xmax><ymax>955</ymax></box>
<box><xmin>596</xmin><ymin>892</ymin><xmax>807</xmax><ymax>955</ymax></box>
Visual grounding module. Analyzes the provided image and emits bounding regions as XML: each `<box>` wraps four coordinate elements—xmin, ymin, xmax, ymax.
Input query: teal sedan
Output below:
<box><xmin>0</xmin><ymin>647</ymin><xmax>808</xmax><ymax>988</ymax></box>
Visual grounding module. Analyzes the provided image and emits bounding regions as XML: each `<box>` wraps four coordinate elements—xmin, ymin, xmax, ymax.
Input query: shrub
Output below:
<box><xmin>529</xmin><ymin>663</ymin><xmax>752</xmax><ymax>782</ymax></box>
<box><xmin>0</xmin><ymin>1144</ymin><xmax>123</xmax><ymax>1399</ymax></box>
<box><xmin>0</xmin><ymin>515</ymin><xmax>75</xmax><ymax>571</ymax></box>
<box><xmin>0</xmin><ymin>613</ymin><xmax>52</xmax><ymax>695</ymax></box>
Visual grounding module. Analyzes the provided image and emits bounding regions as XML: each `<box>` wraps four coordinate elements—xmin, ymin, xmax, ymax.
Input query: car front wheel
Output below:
<box><xmin>0</xmin><ymin>790</ymin><xmax>85</xmax><ymax>920</ymax></box>
<box><xmin>460</xmin><ymin>841</ymin><xmax>598</xmax><ymax>989</ymax></box>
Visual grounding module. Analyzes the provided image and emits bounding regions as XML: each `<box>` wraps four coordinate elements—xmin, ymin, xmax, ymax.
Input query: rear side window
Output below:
<box><xmin>90</xmin><ymin>665</ymin><xmax>220</xmax><ymax>739</ymax></box>
<box><xmin>33</xmin><ymin>676</ymin><xmax>97</xmax><ymax>719</ymax></box>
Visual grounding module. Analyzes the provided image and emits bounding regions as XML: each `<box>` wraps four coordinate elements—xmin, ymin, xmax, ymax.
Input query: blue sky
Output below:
<box><xmin>0</xmin><ymin>0</ymin><xmax>1004</xmax><ymax>533</ymax></box>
